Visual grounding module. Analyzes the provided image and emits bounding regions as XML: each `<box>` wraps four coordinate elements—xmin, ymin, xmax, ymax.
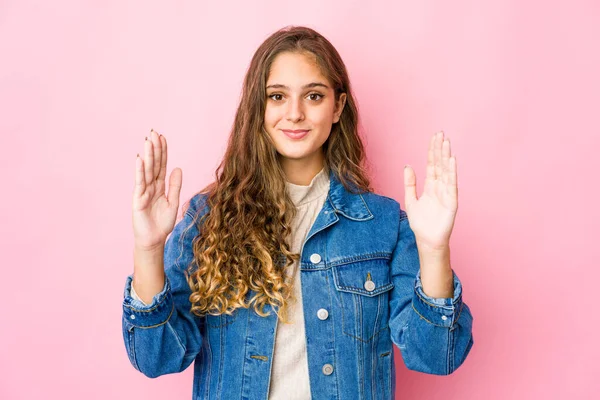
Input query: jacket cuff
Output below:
<box><xmin>412</xmin><ymin>269</ymin><xmax>463</xmax><ymax>328</ymax></box>
<box><xmin>122</xmin><ymin>274</ymin><xmax>173</xmax><ymax>328</ymax></box>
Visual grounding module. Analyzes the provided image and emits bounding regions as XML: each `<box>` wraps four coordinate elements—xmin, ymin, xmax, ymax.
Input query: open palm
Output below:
<box><xmin>403</xmin><ymin>131</ymin><xmax>458</xmax><ymax>249</ymax></box>
<box><xmin>132</xmin><ymin>129</ymin><xmax>182</xmax><ymax>250</ymax></box>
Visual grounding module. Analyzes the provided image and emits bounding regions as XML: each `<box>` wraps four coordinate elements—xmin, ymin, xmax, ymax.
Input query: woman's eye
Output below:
<box><xmin>267</xmin><ymin>93</ymin><xmax>323</xmax><ymax>102</ymax></box>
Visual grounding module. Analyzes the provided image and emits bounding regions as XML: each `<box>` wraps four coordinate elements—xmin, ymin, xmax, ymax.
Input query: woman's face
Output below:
<box><xmin>263</xmin><ymin>51</ymin><xmax>346</xmax><ymax>177</ymax></box>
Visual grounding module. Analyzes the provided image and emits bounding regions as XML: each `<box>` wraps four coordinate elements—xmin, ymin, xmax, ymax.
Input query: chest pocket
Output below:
<box><xmin>332</xmin><ymin>256</ymin><xmax>394</xmax><ymax>343</ymax></box>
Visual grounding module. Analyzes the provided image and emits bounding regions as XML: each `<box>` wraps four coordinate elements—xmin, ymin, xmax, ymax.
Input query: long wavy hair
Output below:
<box><xmin>182</xmin><ymin>25</ymin><xmax>373</xmax><ymax>324</ymax></box>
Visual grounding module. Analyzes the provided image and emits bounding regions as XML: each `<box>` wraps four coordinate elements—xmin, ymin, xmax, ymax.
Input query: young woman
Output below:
<box><xmin>123</xmin><ymin>25</ymin><xmax>474</xmax><ymax>400</ymax></box>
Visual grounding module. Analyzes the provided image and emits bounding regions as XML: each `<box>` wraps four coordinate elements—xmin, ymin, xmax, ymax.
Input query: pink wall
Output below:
<box><xmin>1</xmin><ymin>1</ymin><xmax>598</xmax><ymax>399</ymax></box>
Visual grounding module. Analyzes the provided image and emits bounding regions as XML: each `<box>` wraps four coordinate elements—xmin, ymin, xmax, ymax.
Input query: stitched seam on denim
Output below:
<box><xmin>240</xmin><ymin>308</ymin><xmax>251</xmax><ymax>400</ymax></box>
<box><xmin>338</xmin><ymin>211</ymin><xmax>373</xmax><ymax>221</ymax></box>
<box><xmin>357</xmin><ymin>293</ymin><xmax>364</xmax><ymax>400</ymax></box>
<box><xmin>386</xmin><ymin>351</ymin><xmax>393</xmax><ymax>398</ymax></box>
<box><xmin>128</xmin><ymin>327</ymin><xmax>140</xmax><ymax>371</ymax></box>
<box><xmin>265</xmin><ymin>311</ymin><xmax>278</xmax><ymax>399</ymax></box>
<box><xmin>324</xmin><ymin>273</ymin><xmax>341</xmax><ymax>400</ymax></box>
<box><xmin>415</xmin><ymin>287</ymin><xmax>462</xmax><ymax>309</ymax></box>
<box><xmin>359</xmin><ymin>193</ymin><xmax>374</xmax><ymax>216</ymax></box>
<box><xmin>410</xmin><ymin>302</ymin><xmax>453</xmax><ymax>328</ymax></box>
<box><xmin>342</xmin><ymin>324</ymin><xmax>389</xmax><ymax>343</ymax></box>
<box><xmin>452</xmin><ymin>300</ymin><xmax>464</xmax><ymax>328</ymax></box>
<box><xmin>374</xmin><ymin>293</ymin><xmax>385</xmax><ymax>398</ymax></box>
<box><xmin>205</xmin><ymin>328</ymin><xmax>212</xmax><ymax>399</ymax></box>
<box><xmin>371</xmin><ymin>314</ymin><xmax>377</xmax><ymax>400</ymax></box>
<box><xmin>372</xmin><ymin>294</ymin><xmax>383</xmax><ymax>398</ymax></box>
<box><xmin>124</xmin><ymin>292</ymin><xmax>169</xmax><ymax>313</ymax></box>
<box><xmin>335</xmin><ymin>283</ymin><xmax>394</xmax><ymax>296</ymax></box>
<box><xmin>207</xmin><ymin>312</ymin><xmax>238</xmax><ymax>328</ymax></box>
<box><xmin>329</xmin><ymin>252</ymin><xmax>392</xmax><ymax>267</ymax></box>
<box><xmin>217</xmin><ymin>314</ymin><xmax>224</xmax><ymax>400</ymax></box>
<box><xmin>165</xmin><ymin>320</ymin><xmax>186</xmax><ymax>355</ymax></box>
<box><xmin>341</xmin><ymin>298</ymin><xmax>390</xmax><ymax>343</ymax></box>
<box><xmin>376</xmin><ymin>350</ymin><xmax>383</xmax><ymax>400</ymax></box>
<box><xmin>133</xmin><ymin>300</ymin><xmax>175</xmax><ymax>329</ymax></box>
<box><xmin>379</xmin><ymin>352</ymin><xmax>386</xmax><ymax>400</ymax></box>
<box><xmin>447</xmin><ymin>326</ymin><xmax>453</xmax><ymax>374</ymax></box>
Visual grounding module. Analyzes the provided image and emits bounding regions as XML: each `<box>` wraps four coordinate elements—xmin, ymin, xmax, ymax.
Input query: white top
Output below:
<box><xmin>131</xmin><ymin>166</ymin><xmax>330</xmax><ymax>400</ymax></box>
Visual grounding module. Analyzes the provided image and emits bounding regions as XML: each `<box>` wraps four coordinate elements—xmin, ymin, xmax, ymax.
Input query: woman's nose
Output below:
<box><xmin>285</xmin><ymin>97</ymin><xmax>304</xmax><ymax>122</ymax></box>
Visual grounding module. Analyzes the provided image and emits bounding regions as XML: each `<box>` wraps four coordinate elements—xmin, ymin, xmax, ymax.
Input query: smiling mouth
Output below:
<box><xmin>283</xmin><ymin>129</ymin><xmax>310</xmax><ymax>133</ymax></box>
<box><xmin>281</xmin><ymin>129</ymin><xmax>310</xmax><ymax>139</ymax></box>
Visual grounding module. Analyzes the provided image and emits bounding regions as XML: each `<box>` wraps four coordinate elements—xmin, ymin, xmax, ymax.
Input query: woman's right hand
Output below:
<box><xmin>132</xmin><ymin>129</ymin><xmax>182</xmax><ymax>250</ymax></box>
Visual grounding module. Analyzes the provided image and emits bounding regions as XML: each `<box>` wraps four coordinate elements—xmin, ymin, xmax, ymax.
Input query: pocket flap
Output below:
<box><xmin>333</xmin><ymin>257</ymin><xmax>394</xmax><ymax>297</ymax></box>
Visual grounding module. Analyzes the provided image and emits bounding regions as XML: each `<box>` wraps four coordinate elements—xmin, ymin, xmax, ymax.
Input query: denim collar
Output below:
<box><xmin>325</xmin><ymin>169</ymin><xmax>373</xmax><ymax>221</ymax></box>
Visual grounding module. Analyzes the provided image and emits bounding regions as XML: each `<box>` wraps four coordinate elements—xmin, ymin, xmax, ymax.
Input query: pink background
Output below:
<box><xmin>1</xmin><ymin>1</ymin><xmax>598</xmax><ymax>399</ymax></box>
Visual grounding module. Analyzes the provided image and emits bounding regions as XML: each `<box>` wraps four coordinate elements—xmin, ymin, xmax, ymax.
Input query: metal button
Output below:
<box><xmin>364</xmin><ymin>280</ymin><xmax>376</xmax><ymax>292</ymax></box>
<box><xmin>441</xmin><ymin>315</ymin><xmax>448</xmax><ymax>321</ymax></box>
<box><xmin>310</xmin><ymin>253</ymin><xmax>321</xmax><ymax>264</ymax></box>
<box><xmin>322</xmin><ymin>363</ymin><xmax>334</xmax><ymax>375</ymax></box>
<box><xmin>130</xmin><ymin>315</ymin><xmax>136</xmax><ymax>320</ymax></box>
<box><xmin>317</xmin><ymin>308</ymin><xmax>329</xmax><ymax>320</ymax></box>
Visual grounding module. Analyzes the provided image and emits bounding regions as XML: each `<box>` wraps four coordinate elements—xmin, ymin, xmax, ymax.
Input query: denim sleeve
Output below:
<box><xmin>388</xmin><ymin>207</ymin><xmax>474</xmax><ymax>375</ymax></box>
<box><xmin>122</xmin><ymin>197</ymin><xmax>207</xmax><ymax>378</ymax></box>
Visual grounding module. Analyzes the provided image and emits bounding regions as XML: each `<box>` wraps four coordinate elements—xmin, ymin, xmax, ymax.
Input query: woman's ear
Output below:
<box><xmin>333</xmin><ymin>93</ymin><xmax>347</xmax><ymax>124</ymax></box>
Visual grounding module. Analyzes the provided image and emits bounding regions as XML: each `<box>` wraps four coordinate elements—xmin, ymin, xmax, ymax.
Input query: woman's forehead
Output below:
<box><xmin>267</xmin><ymin>52</ymin><xmax>331</xmax><ymax>89</ymax></box>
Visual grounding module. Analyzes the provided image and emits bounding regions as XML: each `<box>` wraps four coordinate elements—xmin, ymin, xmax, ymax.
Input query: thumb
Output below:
<box><xmin>167</xmin><ymin>168</ymin><xmax>182</xmax><ymax>208</ymax></box>
<box><xmin>404</xmin><ymin>165</ymin><xmax>417</xmax><ymax>210</ymax></box>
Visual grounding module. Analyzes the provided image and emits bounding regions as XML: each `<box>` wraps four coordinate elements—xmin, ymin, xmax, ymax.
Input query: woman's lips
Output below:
<box><xmin>282</xmin><ymin>129</ymin><xmax>310</xmax><ymax>139</ymax></box>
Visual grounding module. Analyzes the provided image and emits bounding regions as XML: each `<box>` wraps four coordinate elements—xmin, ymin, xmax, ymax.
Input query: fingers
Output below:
<box><xmin>144</xmin><ymin>135</ymin><xmax>154</xmax><ymax>187</ymax></box>
<box><xmin>151</xmin><ymin>129</ymin><xmax>161</xmax><ymax>181</ymax></box>
<box><xmin>404</xmin><ymin>165</ymin><xmax>417</xmax><ymax>209</ymax></box>
<box><xmin>158</xmin><ymin>133</ymin><xmax>168</xmax><ymax>182</ymax></box>
<box><xmin>134</xmin><ymin>154</ymin><xmax>146</xmax><ymax>197</ymax></box>
<box><xmin>426</xmin><ymin>133</ymin><xmax>436</xmax><ymax>182</ymax></box>
<box><xmin>442</xmin><ymin>136</ymin><xmax>450</xmax><ymax>184</ymax></box>
<box><xmin>167</xmin><ymin>168</ymin><xmax>182</xmax><ymax>207</ymax></box>
<box><xmin>434</xmin><ymin>131</ymin><xmax>444</xmax><ymax>180</ymax></box>
<box><xmin>448</xmin><ymin>156</ymin><xmax>458</xmax><ymax>199</ymax></box>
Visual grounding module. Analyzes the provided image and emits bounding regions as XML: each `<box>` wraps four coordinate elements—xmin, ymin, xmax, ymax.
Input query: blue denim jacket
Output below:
<box><xmin>122</xmin><ymin>169</ymin><xmax>474</xmax><ymax>399</ymax></box>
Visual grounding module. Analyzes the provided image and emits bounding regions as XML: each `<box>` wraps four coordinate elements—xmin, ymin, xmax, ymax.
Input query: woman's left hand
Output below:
<box><xmin>403</xmin><ymin>131</ymin><xmax>458</xmax><ymax>250</ymax></box>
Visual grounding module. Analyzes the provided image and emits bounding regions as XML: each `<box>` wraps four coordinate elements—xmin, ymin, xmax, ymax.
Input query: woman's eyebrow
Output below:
<box><xmin>266</xmin><ymin>82</ymin><xmax>329</xmax><ymax>90</ymax></box>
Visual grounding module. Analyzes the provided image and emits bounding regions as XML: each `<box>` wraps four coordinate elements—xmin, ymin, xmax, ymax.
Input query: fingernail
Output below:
<box><xmin>150</xmin><ymin>128</ymin><xmax>154</xmax><ymax>133</ymax></box>
<box><xmin>145</xmin><ymin>137</ymin><xmax>147</xmax><ymax>141</ymax></box>
<box><xmin>136</xmin><ymin>153</ymin><xmax>139</xmax><ymax>158</ymax></box>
